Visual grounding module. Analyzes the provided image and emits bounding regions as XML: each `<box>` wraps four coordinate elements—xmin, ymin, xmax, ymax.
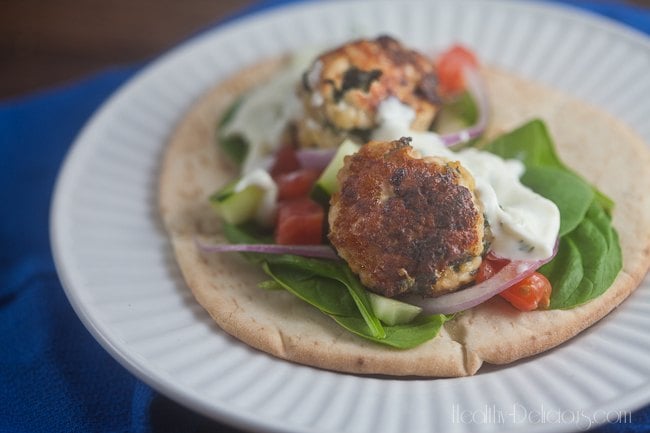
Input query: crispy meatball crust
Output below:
<box><xmin>328</xmin><ymin>138</ymin><xmax>488</xmax><ymax>297</ymax></box>
<box><xmin>296</xmin><ymin>35</ymin><xmax>441</xmax><ymax>148</ymax></box>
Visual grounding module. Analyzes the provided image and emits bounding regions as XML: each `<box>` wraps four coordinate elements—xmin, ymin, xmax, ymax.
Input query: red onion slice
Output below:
<box><xmin>439</xmin><ymin>67</ymin><xmax>489</xmax><ymax>147</ymax></box>
<box><xmin>196</xmin><ymin>238</ymin><xmax>340</xmax><ymax>260</ymax></box>
<box><xmin>402</xmin><ymin>242</ymin><xmax>558</xmax><ymax>315</ymax></box>
<box><xmin>296</xmin><ymin>148</ymin><xmax>336</xmax><ymax>171</ymax></box>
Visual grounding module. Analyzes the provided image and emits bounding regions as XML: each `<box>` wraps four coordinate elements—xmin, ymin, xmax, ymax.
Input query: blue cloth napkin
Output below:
<box><xmin>1</xmin><ymin>1</ymin><xmax>649</xmax><ymax>432</ymax></box>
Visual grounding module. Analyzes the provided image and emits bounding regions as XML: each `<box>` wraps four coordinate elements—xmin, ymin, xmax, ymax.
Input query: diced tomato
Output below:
<box><xmin>270</xmin><ymin>145</ymin><xmax>301</xmax><ymax>177</ymax></box>
<box><xmin>276</xmin><ymin>168</ymin><xmax>322</xmax><ymax>200</ymax></box>
<box><xmin>475</xmin><ymin>256</ymin><xmax>509</xmax><ymax>283</ymax></box>
<box><xmin>476</xmin><ymin>256</ymin><xmax>552</xmax><ymax>311</ymax></box>
<box><xmin>435</xmin><ymin>44</ymin><xmax>479</xmax><ymax>96</ymax></box>
<box><xmin>275</xmin><ymin>197</ymin><xmax>325</xmax><ymax>245</ymax></box>
<box><xmin>499</xmin><ymin>272</ymin><xmax>552</xmax><ymax>312</ymax></box>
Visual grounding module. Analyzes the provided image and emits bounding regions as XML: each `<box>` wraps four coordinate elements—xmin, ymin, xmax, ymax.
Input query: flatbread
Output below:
<box><xmin>159</xmin><ymin>58</ymin><xmax>650</xmax><ymax>377</ymax></box>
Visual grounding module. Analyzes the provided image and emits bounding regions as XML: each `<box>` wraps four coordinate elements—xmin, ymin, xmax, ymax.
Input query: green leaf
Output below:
<box><xmin>540</xmin><ymin>237</ymin><xmax>583</xmax><ymax>308</ymax></box>
<box><xmin>258</xmin><ymin>280</ymin><xmax>284</xmax><ymax>291</ymax></box>
<box><xmin>221</xmin><ymin>223</ymin><xmax>384</xmax><ymax>338</ymax></box>
<box><xmin>559</xmin><ymin>219</ymin><xmax>607</xmax><ymax>308</ymax></box>
<box><xmin>594</xmin><ymin>190</ymin><xmax>615</xmax><ymax>214</ymax></box>
<box><xmin>332</xmin><ymin>314</ymin><xmax>449</xmax><ymax>350</ymax></box>
<box><xmin>222</xmin><ymin>221</ymin><xmax>270</xmax><ymax>244</ymax></box>
<box><xmin>521</xmin><ymin>166</ymin><xmax>594</xmax><ymax>237</ymax></box>
<box><xmin>216</xmin><ymin>231</ymin><xmax>386</xmax><ymax>340</ymax></box>
<box><xmin>217</xmin><ymin>97</ymin><xmax>249</xmax><ymax>166</ymax></box>
<box><xmin>262</xmin><ymin>252</ymin><xmax>454</xmax><ymax>348</ymax></box>
<box><xmin>220</xmin><ymin>222</ymin><xmax>272</xmax><ymax>263</ymax></box>
<box><xmin>263</xmin><ymin>263</ymin><xmax>359</xmax><ymax>316</ymax></box>
<box><xmin>484</xmin><ymin>119</ymin><xmax>614</xmax><ymax>214</ymax></box>
<box><xmin>219</xmin><ymin>135</ymin><xmax>249</xmax><ymax>166</ymax></box>
<box><xmin>264</xmin><ymin>256</ymin><xmax>447</xmax><ymax>349</ymax></box>
<box><xmin>584</xmin><ymin>203</ymin><xmax>622</xmax><ymax>293</ymax></box>
<box><xmin>484</xmin><ymin>120</ymin><xmax>622</xmax><ymax>309</ymax></box>
<box><xmin>450</xmin><ymin>91</ymin><xmax>479</xmax><ymax>125</ymax></box>
<box><xmin>545</xmin><ymin>202</ymin><xmax>622</xmax><ymax>309</ymax></box>
<box><xmin>263</xmin><ymin>254</ymin><xmax>386</xmax><ymax>339</ymax></box>
<box><xmin>433</xmin><ymin>91</ymin><xmax>479</xmax><ymax>134</ymax></box>
<box><xmin>218</xmin><ymin>97</ymin><xmax>243</xmax><ymax>128</ymax></box>
<box><xmin>483</xmin><ymin>119</ymin><xmax>563</xmax><ymax>167</ymax></box>
<box><xmin>587</xmin><ymin>201</ymin><xmax>616</xmax><ymax>249</ymax></box>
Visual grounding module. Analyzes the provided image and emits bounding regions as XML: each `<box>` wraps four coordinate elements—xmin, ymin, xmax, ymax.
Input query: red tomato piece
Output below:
<box><xmin>276</xmin><ymin>168</ymin><xmax>322</xmax><ymax>201</ymax></box>
<box><xmin>435</xmin><ymin>44</ymin><xmax>479</xmax><ymax>96</ymax></box>
<box><xmin>275</xmin><ymin>198</ymin><xmax>325</xmax><ymax>245</ymax></box>
<box><xmin>499</xmin><ymin>272</ymin><xmax>552</xmax><ymax>311</ymax></box>
<box><xmin>270</xmin><ymin>145</ymin><xmax>301</xmax><ymax>177</ymax></box>
<box><xmin>475</xmin><ymin>256</ymin><xmax>509</xmax><ymax>283</ymax></box>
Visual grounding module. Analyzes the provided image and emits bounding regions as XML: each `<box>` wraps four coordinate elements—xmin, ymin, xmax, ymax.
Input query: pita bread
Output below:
<box><xmin>159</xmin><ymin>58</ymin><xmax>650</xmax><ymax>377</ymax></box>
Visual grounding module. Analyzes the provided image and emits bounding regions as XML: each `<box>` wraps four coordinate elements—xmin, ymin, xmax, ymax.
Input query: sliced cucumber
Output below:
<box><xmin>310</xmin><ymin>139</ymin><xmax>360</xmax><ymax>205</ymax></box>
<box><xmin>367</xmin><ymin>292</ymin><xmax>422</xmax><ymax>326</ymax></box>
<box><xmin>210</xmin><ymin>180</ymin><xmax>263</xmax><ymax>225</ymax></box>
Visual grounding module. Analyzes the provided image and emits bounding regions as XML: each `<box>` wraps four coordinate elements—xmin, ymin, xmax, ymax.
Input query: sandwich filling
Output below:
<box><xmin>220</xmin><ymin>36</ymin><xmax>560</xmax><ymax>297</ymax></box>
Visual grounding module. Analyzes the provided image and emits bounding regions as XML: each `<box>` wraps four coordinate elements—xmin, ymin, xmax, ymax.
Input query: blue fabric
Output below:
<box><xmin>0</xmin><ymin>1</ymin><xmax>648</xmax><ymax>432</ymax></box>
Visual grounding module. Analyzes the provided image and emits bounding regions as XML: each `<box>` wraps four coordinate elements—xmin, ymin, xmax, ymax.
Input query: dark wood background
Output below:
<box><xmin>2</xmin><ymin>0</ymin><xmax>649</xmax><ymax>101</ymax></box>
<box><xmin>0</xmin><ymin>0</ymin><xmax>254</xmax><ymax>100</ymax></box>
<box><xmin>3</xmin><ymin>0</ymin><xmax>650</xmax><ymax>101</ymax></box>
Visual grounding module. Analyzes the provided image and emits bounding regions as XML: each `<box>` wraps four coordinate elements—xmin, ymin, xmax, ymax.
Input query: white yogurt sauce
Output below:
<box><xmin>222</xmin><ymin>51</ymin><xmax>318</xmax><ymax>225</ymax></box>
<box><xmin>373</xmin><ymin>97</ymin><xmax>560</xmax><ymax>261</ymax></box>
<box><xmin>221</xmin><ymin>52</ymin><xmax>315</xmax><ymax>175</ymax></box>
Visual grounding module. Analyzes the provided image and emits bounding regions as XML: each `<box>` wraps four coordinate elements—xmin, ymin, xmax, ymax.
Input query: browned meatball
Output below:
<box><xmin>328</xmin><ymin>138</ymin><xmax>488</xmax><ymax>297</ymax></box>
<box><xmin>296</xmin><ymin>35</ymin><xmax>441</xmax><ymax>148</ymax></box>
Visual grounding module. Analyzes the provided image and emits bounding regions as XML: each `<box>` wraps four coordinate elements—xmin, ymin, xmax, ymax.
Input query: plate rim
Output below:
<box><xmin>49</xmin><ymin>1</ymin><xmax>650</xmax><ymax>432</ymax></box>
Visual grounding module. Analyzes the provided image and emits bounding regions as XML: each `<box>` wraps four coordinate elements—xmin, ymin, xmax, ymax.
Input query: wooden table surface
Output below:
<box><xmin>3</xmin><ymin>0</ymin><xmax>649</xmax><ymax>101</ymax></box>
<box><xmin>0</xmin><ymin>0</ymin><xmax>255</xmax><ymax>100</ymax></box>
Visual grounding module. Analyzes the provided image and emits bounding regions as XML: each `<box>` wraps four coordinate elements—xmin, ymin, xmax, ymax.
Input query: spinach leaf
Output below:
<box><xmin>262</xmin><ymin>254</ymin><xmax>385</xmax><ymax>339</ymax></box>
<box><xmin>538</xmin><ymin>237</ymin><xmax>583</xmax><ymax>307</ymax></box>
<box><xmin>544</xmin><ymin>202</ymin><xmax>621</xmax><ymax>309</ymax></box>
<box><xmin>587</xmin><ymin>203</ymin><xmax>622</xmax><ymax>286</ymax></box>
<box><xmin>258</xmin><ymin>280</ymin><xmax>284</xmax><ymax>291</ymax></box>
<box><xmin>222</xmin><ymin>222</ymin><xmax>452</xmax><ymax>346</ymax></box>
<box><xmin>262</xmin><ymin>263</ymin><xmax>359</xmax><ymax>316</ymax></box>
<box><xmin>484</xmin><ymin>119</ymin><xmax>613</xmax><ymax>213</ymax></box>
<box><xmin>483</xmin><ymin>119</ymin><xmax>563</xmax><ymax>167</ymax></box>
<box><xmin>220</xmin><ymin>135</ymin><xmax>249</xmax><ymax>166</ymax></box>
<box><xmin>548</xmin><ymin>216</ymin><xmax>607</xmax><ymax>308</ymax></box>
<box><xmin>432</xmin><ymin>91</ymin><xmax>479</xmax><ymax>147</ymax></box>
<box><xmin>484</xmin><ymin>121</ymin><xmax>622</xmax><ymax>309</ymax></box>
<box><xmin>445</xmin><ymin>91</ymin><xmax>479</xmax><ymax>125</ymax></box>
<box><xmin>221</xmin><ymin>221</ymin><xmax>270</xmax><ymax>244</ymax></box>
<box><xmin>332</xmin><ymin>314</ymin><xmax>449</xmax><ymax>350</ymax></box>
<box><xmin>264</xmin><ymin>260</ymin><xmax>448</xmax><ymax>349</ymax></box>
<box><xmin>521</xmin><ymin>166</ymin><xmax>593</xmax><ymax>237</ymax></box>
<box><xmin>221</xmin><ymin>222</ymin><xmax>386</xmax><ymax>339</ymax></box>
<box><xmin>266</xmin><ymin>258</ymin><xmax>450</xmax><ymax>348</ymax></box>
<box><xmin>221</xmin><ymin>222</ymin><xmax>273</xmax><ymax>263</ymax></box>
<box><xmin>217</xmin><ymin>97</ymin><xmax>249</xmax><ymax>166</ymax></box>
<box><xmin>218</xmin><ymin>97</ymin><xmax>243</xmax><ymax>128</ymax></box>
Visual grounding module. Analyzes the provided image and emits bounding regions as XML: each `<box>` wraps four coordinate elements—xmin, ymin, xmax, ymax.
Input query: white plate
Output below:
<box><xmin>51</xmin><ymin>1</ymin><xmax>650</xmax><ymax>432</ymax></box>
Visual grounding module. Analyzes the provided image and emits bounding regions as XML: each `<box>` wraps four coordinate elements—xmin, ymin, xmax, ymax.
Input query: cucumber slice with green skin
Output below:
<box><xmin>368</xmin><ymin>292</ymin><xmax>422</xmax><ymax>326</ymax></box>
<box><xmin>210</xmin><ymin>181</ymin><xmax>264</xmax><ymax>225</ymax></box>
<box><xmin>310</xmin><ymin>139</ymin><xmax>360</xmax><ymax>205</ymax></box>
